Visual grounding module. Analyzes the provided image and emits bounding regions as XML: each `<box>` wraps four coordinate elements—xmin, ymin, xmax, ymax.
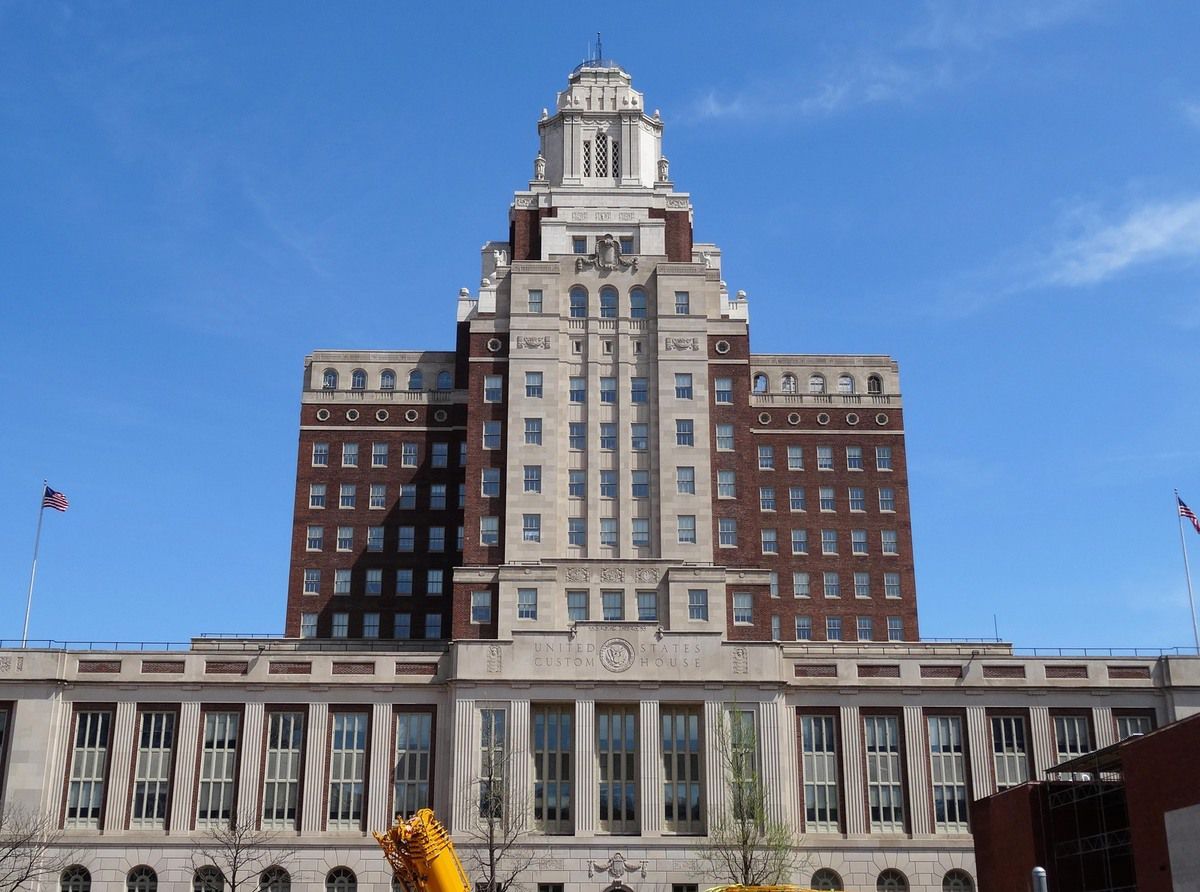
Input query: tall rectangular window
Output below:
<box><xmin>533</xmin><ymin>705</ymin><xmax>573</xmax><ymax>834</ymax></box>
<box><xmin>718</xmin><ymin>470</ymin><xmax>736</xmax><ymax>498</ymax></box>
<box><xmin>329</xmin><ymin>712</ymin><xmax>367</xmax><ymax>829</ymax></box>
<box><xmin>523</xmin><ymin>465</ymin><xmax>542</xmax><ymax>494</ymax></box>
<box><xmin>567</xmin><ymin>590</ymin><xmax>589</xmax><ymax>621</ymax></box>
<box><xmin>884</xmin><ymin>573</ymin><xmax>901</xmax><ymax>598</ymax></box>
<box><xmin>569</xmin><ymin>377</ymin><xmax>586</xmax><ymax>402</ymax></box>
<box><xmin>759</xmin><ymin>486</ymin><xmax>776</xmax><ymax>511</ymax></box>
<box><xmin>677</xmin><ymin>466</ymin><xmax>696</xmax><ymax>494</ymax></box>
<box><xmin>398</xmin><ymin>526</ymin><xmax>415</xmax><ymax>551</ymax></box>
<box><xmin>66</xmin><ymin>710</ymin><xmax>111</xmax><ymax>828</ymax></box>
<box><xmin>309</xmin><ymin>483</ymin><xmax>327</xmax><ymax>508</ymax></box>
<box><xmin>637</xmin><ymin>590</ymin><xmax>658</xmax><ymax>621</ymax></box>
<box><xmin>887</xmin><ymin>616</ymin><xmax>903</xmax><ymax>641</ymax></box>
<box><xmin>800</xmin><ymin>715</ymin><xmax>840</xmax><ymax>832</ymax></box>
<box><xmin>991</xmin><ymin>715</ymin><xmax>1028</xmax><ymax>790</ymax></box>
<box><xmin>846</xmin><ymin>446</ymin><xmax>863</xmax><ymax>470</ymax></box>
<box><xmin>372</xmin><ymin>442</ymin><xmax>388</xmax><ymax>467</ymax></box>
<box><xmin>1116</xmin><ymin>714</ymin><xmax>1154</xmax><ymax>740</ymax></box>
<box><xmin>525</xmin><ymin>371</ymin><xmax>544</xmax><ymax>398</ymax></box>
<box><xmin>306</xmin><ymin>525</ymin><xmax>323</xmax><ymax>551</ymax></box>
<box><xmin>569</xmin><ymin>422</ymin><xmax>585</xmax><ymax>450</ymax></box>
<box><xmin>678</xmin><ymin>515</ymin><xmax>697</xmax><ymax>544</ymax></box>
<box><xmin>522</xmin><ymin>514</ymin><xmax>541</xmax><ymax>542</ymax></box>
<box><xmin>363</xmin><ymin>612</ymin><xmax>380</xmax><ymax>637</ymax></box>
<box><xmin>471</xmin><ymin>592</ymin><xmax>492</xmax><ymax>624</ymax></box>
<box><xmin>821</xmin><ymin>529</ymin><xmax>838</xmax><ymax>555</ymax></box>
<box><xmin>394</xmin><ymin>712</ymin><xmax>433</xmax><ymax>818</ymax></box>
<box><xmin>732</xmin><ymin>593</ymin><xmax>753</xmax><ymax>625</ymax></box>
<box><xmin>817</xmin><ymin>446</ymin><xmax>834</xmax><ymax>470</ymax></box>
<box><xmin>674</xmin><ymin>291</ymin><xmax>690</xmax><ymax>314</ymax></box>
<box><xmin>402</xmin><ymin>442</ymin><xmax>419</xmax><ymax>467</ymax></box>
<box><xmin>312</xmin><ymin>442</ymin><xmax>329</xmax><ymax>467</ymax></box>
<box><xmin>823</xmin><ymin>572</ymin><xmax>840</xmax><ymax>598</ymax></box>
<box><xmin>854</xmin><ymin>572</ymin><xmax>871</xmax><ymax>599</ymax></box>
<box><xmin>600</xmin><ymin>377</ymin><xmax>616</xmax><ymax>403</ymax></box>
<box><xmin>826</xmin><ymin>617</ymin><xmax>842</xmax><ymax>640</ymax></box>
<box><xmin>675</xmin><ymin>373</ymin><xmax>693</xmax><ymax>399</ymax></box>
<box><xmin>430</xmin><ymin>484</ymin><xmax>447</xmax><ymax>509</ymax></box>
<box><xmin>863</xmin><ymin>715</ymin><xmax>904</xmax><ymax>832</ymax></box>
<box><xmin>424</xmin><ymin>613</ymin><xmax>442</xmax><ymax>639</ymax></box>
<box><xmin>568</xmin><ymin>469</ymin><xmax>585</xmax><ymax>498</ymax></box>
<box><xmin>337</xmin><ymin>526</ymin><xmax>353</xmax><ymax>551</ymax></box>
<box><xmin>857</xmin><ymin>616</ymin><xmax>873</xmax><ymax>641</ymax></box>
<box><xmin>527</xmin><ymin>289</ymin><xmax>543</xmax><ymax>313</ymax></box>
<box><xmin>928</xmin><ymin>715</ymin><xmax>969</xmax><ymax>832</ymax></box>
<box><xmin>479</xmin><ymin>517</ymin><xmax>499</xmax><ymax>546</ymax></box>
<box><xmin>426</xmin><ymin>568</ymin><xmax>444</xmax><ymax>595</ymax></box>
<box><xmin>631</xmin><ymin>423</ymin><xmax>648</xmax><ymax>450</ymax></box>
<box><xmin>631</xmin><ymin>470</ymin><xmax>650</xmax><ymax>499</ymax></box>
<box><xmin>484</xmin><ymin>374</ymin><xmax>504</xmax><ymax>402</ymax></box>
<box><xmin>331</xmin><ymin>612</ymin><xmax>349</xmax><ymax>637</ymax></box>
<box><xmin>482</xmin><ymin>468</ymin><xmax>501</xmax><ymax>497</ymax></box>
<box><xmin>568</xmin><ymin>518</ymin><xmax>586</xmax><ymax>547</ymax></box>
<box><xmin>631</xmin><ymin>518</ymin><xmax>649</xmax><ymax>547</ymax></box>
<box><xmin>688</xmin><ymin>589</ymin><xmax>709</xmax><ymax>621</ymax></box>
<box><xmin>600</xmin><ymin>470</ymin><xmax>617</xmax><ymax>498</ymax></box>
<box><xmin>524</xmin><ymin>419</ymin><xmax>542</xmax><ymax>445</ymax></box>
<box><xmin>395</xmin><ymin>613</ymin><xmax>412</xmax><ymax>639</ymax></box>
<box><xmin>483</xmin><ymin>421</ymin><xmax>501</xmax><ymax>449</ymax></box>
<box><xmin>793</xmin><ymin>572</ymin><xmax>811</xmax><ymax>598</ymax></box>
<box><xmin>631</xmin><ymin>377</ymin><xmax>648</xmax><ymax>403</ymax></box>
<box><xmin>879</xmin><ymin>487</ymin><xmax>896</xmax><ymax>511</ymax></box>
<box><xmin>598</xmin><ymin>706</ymin><xmax>638</xmax><ymax>833</ymax></box>
<box><xmin>761</xmin><ymin>529</ymin><xmax>778</xmax><ymax>554</ymax></box>
<box><xmin>1054</xmin><ymin>715</ymin><xmax>1093</xmax><ymax>759</ymax></box>
<box><xmin>196</xmin><ymin>712</ymin><xmax>239</xmax><ymax>826</ymax></box>
<box><xmin>726</xmin><ymin>708</ymin><xmax>759</xmax><ymax>822</ymax></box>
<box><xmin>130</xmin><ymin>711</ymin><xmax>176</xmax><ymax>829</ymax></box>
<box><xmin>715</xmin><ymin>424</ymin><xmax>734</xmax><ymax>451</ymax></box>
<box><xmin>789</xmin><ymin>529</ymin><xmax>809</xmax><ymax>556</ymax></box>
<box><xmin>600</xmin><ymin>423</ymin><xmax>617</xmax><ymax>450</ymax></box>
<box><xmin>339</xmin><ymin>484</ymin><xmax>356</xmax><ymax>509</ymax></box>
<box><xmin>819</xmin><ymin>486</ymin><xmax>835</xmax><ymax>511</ymax></box>
<box><xmin>676</xmin><ymin>419</ymin><xmax>694</xmax><ymax>446</ymax></box>
<box><xmin>789</xmin><ymin>486</ymin><xmax>806</xmax><ymax>511</ymax></box>
<box><xmin>882</xmin><ymin>530</ymin><xmax>899</xmax><ymax>555</ymax></box>
<box><xmin>876</xmin><ymin>446</ymin><xmax>893</xmax><ymax>470</ymax></box>
<box><xmin>342</xmin><ymin>442</ymin><xmax>358</xmax><ymax>467</ymax></box>
<box><xmin>718</xmin><ymin>518</ymin><xmax>737</xmax><ymax>547</ymax></box>
<box><xmin>758</xmin><ymin>445</ymin><xmax>774</xmax><ymax>469</ymax></box>
<box><xmin>852</xmin><ymin>529</ymin><xmax>869</xmax><ymax>555</ymax></box>
<box><xmin>795</xmin><ymin>616</ymin><xmax>813</xmax><ymax>640</ymax></box>
<box><xmin>661</xmin><ymin>707</ymin><xmax>703</xmax><ymax>834</ymax></box>
<box><xmin>787</xmin><ymin>446</ymin><xmax>804</xmax><ymax>470</ymax></box>
<box><xmin>601</xmin><ymin>518</ymin><xmax>618</xmax><ymax>546</ymax></box>
<box><xmin>602</xmin><ymin>590</ymin><xmax>624</xmax><ymax>621</ymax></box>
<box><xmin>263</xmin><ymin>712</ymin><xmax>304</xmax><ymax>828</ymax></box>
<box><xmin>517</xmin><ymin>588</ymin><xmax>538</xmax><ymax>620</ymax></box>
<box><xmin>300</xmin><ymin>613</ymin><xmax>317</xmax><ymax>637</ymax></box>
<box><xmin>480</xmin><ymin>709</ymin><xmax>507</xmax><ymax>818</ymax></box>
<box><xmin>369</xmin><ymin>483</ymin><xmax>387</xmax><ymax>509</ymax></box>
<box><xmin>714</xmin><ymin>378</ymin><xmax>732</xmax><ymax>404</ymax></box>
<box><xmin>849</xmin><ymin>487</ymin><xmax>866</xmax><ymax>511</ymax></box>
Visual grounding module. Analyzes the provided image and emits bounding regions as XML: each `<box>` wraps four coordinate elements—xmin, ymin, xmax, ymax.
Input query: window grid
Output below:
<box><xmin>130</xmin><ymin>711</ymin><xmax>175</xmax><ymax>829</ymax></box>
<box><xmin>328</xmin><ymin>713</ymin><xmax>368</xmax><ymax>829</ymax></box>
<box><xmin>393</xmin><ymin>712</ymin><xmax>432</xmax><ymax>819</ymax></box>
<box><xmin>864</xmin><ymin>715</ymin><xmax>904</xmax><ymax>832</ymax></box>
<box><xmin>66</xmin><ymin>711</ymin><xmax>111</xmax><ymax>828</ymax></box>
<box><xmin>801</xmin><ymin>715</ymin><xmax>840</xmax><ymax>832</ymax></box>
<box><xmin>479</xmin><ymin>709</ymin><xmax>506</xmax><ymax>819</ymax></box>
<box><xmin>661</xmin><ymin>707</ymin><xmax>703</xmax><ymax>834</ymax></box>
<box><xmin>532</xmin><ymin>705</ymin><xmax>573</xmax><ymax>834</ymax></box>
<box><xmin>928</xmin><ymin>716</ymin><xmax>969</xmax><ymax>832</ymax></box>
<box><xmin>196</xmin><ymin>712</ymin><xmax>239</xmax><ymax>826</ymax></box>
<box><xmin>1054</xmin><ymin>714</ymin><xmax>1093</xmax><ymax>760</ymax></box>
<box><xmin>598</xmin><ymin>707</ymin><xmax>638</xmax><ymax>833</ymax></box>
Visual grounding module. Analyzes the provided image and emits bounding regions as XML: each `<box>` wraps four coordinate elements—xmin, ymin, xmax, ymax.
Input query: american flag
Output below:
<box><xmin>42</xmin><ymin>486</ymin><xmax>69</xmax><ymax>512</ymax></box>
<box><xmin>1180</xmin><ymin>496</ymin><xmax>1200</xmax><ymax>534</ymax></box>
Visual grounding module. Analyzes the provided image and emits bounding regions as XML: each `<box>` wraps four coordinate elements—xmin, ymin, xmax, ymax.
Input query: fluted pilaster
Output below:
<box><xmin>302</xmin><ymin>702</ymin><xmax>328</xmax><ymax>833</ymax></box>
<box><xmin>965</xmin><ymin>706</ymin><xmax>994</xmax><ymax>801</ymax></box>
<box><xmin>703</xmin><ymin>699</ymin><xmax>726</xmax><ymax>824</ymax></box>
<box><xmin>450</xmin><ymin>699</ymin><xmax>476</xmax><ymax>832</ymax></box>
<box><xmin>509</xmin><ymin>699</ymin><xmax>532</xmax><ymax>831</ymax></box>
<box><xmin>902</xmin><ymin>706</ymin><xmax>931</xmax><ymax>835</ymax></box>
<box><xmin>638</xmin><ymin>698</ymin><xmax>661</xmax><ymax>835</ymax></box>
<box><xmin>838</xmin><ymin>706</ymin><xmax>865</xmax><ymax>834</ymax></box>
<box><xmin>169</xmin><ymin>701</ymin><xmax>202</xmax><ymax>832</ymax></box>
<box><xmin>1092</xmin><ymin>707</ymin><xmax>1115</xmax><ymax>749</ymax></box>
<box><xmin>104</xmin><ymin>701</ymin><xmax>138</xmax><ymax>829</ymax></box>
<box><xmin>574</xmin><ymin>699</ymin><xmax>596</xmax><ymax>833</ymax></box>
<box><xmin>760</xmin><ymin>696</ymin><xmax>799</xmax><ymax>828</ymax></box>
<box><xmin>237</xmin><ymin>702</ymin><xmax>265</xmax><ymax>827</ymax></box>
<box><xmin>369</xmin><ymin>702</ymin><xmax>394</xmax><ymax>833</ymax></box>
<box><xmin>1029</xmin><ymin>707</ymin><xmax>1055</xmax><ymax>780</ymax></box>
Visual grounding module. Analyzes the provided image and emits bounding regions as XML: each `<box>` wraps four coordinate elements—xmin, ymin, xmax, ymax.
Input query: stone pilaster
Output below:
<box><xmin>838</xmin><ymin>705</ymin><xmax>865</xmax><ymax>834</ymax></box>
<box><xmin>638</xmin><ymin>698</ymin><xmax>661</xmax><ymax>835</ymax></box>
<box><xmin>574</xmin><ymin>699</ymin><xmax>596</xmax><ymax>833</ymax></box>
<box><xmin>965</xmin><ymin>706</ymin><xmax>994</xmax><ymax>801</ymax></box>
<box><xmin>237</xmin><ymin>702</ymin><xmax>265</xmax><ymax>827</ymax></box>
<box><xmin>450</xmin><ymin>699</ymin><xmax>475</xmax><ymax>832</ymax></box>
<box><xmin>1029</xmin><ymin>706</ymin><xmax>1055</xmax><ymax>780</ymax></box>
<box><xmin>1092</xmin><ymin>707</ymin><xmax>1115</xmax><ymax>749</ymax></box>
<box><xmin>703</xmin><ymin>699</ymin><xmax>726</xmax><ymax>823</ymax></box>
<box><xmin>508</xmin><ymin>699</ymin><xmax>532</xmax><ymax>831</ymax></box>
<box><xmin>369</xmin><ymin>702</ymin><xmax>394</xmax><ymax>834</ymax></box>
<box><xmin>760</xmin><ymin>695</ymin><xmax>799</xmax><ymax>828</ymax></box>
<box><xmin>301</xmin><ymin>702</ymin><xmax>328</xmax><ymax>833</ymax></box>
<box><xmin>104</xmin><ymin>700</ymin><xmax>138</xmax><ymax>830</ymax></box>
<box><xmin>169</xmin><ymin>701</ymin><xmax>201</xmax><ymax>833</ymax></box>
<box><xmin>902</xmin><ymin>706</ymin><xmax>931</xmax><ymax>835</ymax></box>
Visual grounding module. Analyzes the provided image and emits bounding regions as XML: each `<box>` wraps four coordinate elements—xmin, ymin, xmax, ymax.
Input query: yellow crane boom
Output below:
<box><xmin>374</xmin><ymin>808</ymin><xmax>471</xmax><ymax>892</ymax></box>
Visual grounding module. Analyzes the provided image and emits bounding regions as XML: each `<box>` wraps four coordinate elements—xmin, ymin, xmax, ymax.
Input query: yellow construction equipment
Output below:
<box><xmin>374</xmin><ymin>808</ymin><xmax>471</xmax><ymax>892</ymax></box>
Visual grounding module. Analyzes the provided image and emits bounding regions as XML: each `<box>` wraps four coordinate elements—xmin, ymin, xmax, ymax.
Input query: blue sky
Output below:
<box><xmin>2</xmin><ymin>2</ymin><xmax>1199</xmax><ymax>649</ymax></box>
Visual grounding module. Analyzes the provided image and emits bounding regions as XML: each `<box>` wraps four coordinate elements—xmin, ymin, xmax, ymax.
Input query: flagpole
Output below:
<box><xmin>1176</xmin><ymin>489</ymin><xmax>1200</xmax><ymax>653</ymax></box>
<box><xmin>21</xmin><ymin>482</ymin><xmax>47</xmax><ymax>648</ymax></box>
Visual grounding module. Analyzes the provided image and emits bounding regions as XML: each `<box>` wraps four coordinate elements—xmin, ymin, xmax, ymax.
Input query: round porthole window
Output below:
<box><xmin>758</xmin><ymin>412</ymin><xmax>772</xmax><ymax>425</ymax></box>
<box><xmin>345</xmin><ymin>409</ymin><xmax>360</xmax><ymax>422</ymax></box>
<box><xmin>375</xmin><ymin>409</ymin><xmax>389</xmax><ymax>422</ymax></box>
<box><xmin>434</xmin><ymin>409</ymin><xmax>448</xmax><ymax>422</ymax></box>
<box><xmin>816</xmin><ymin>412</ymin><xmax>831</xmax><ymax>425</ymax></box>
<box><xmin>787</xmin><ymin>412</ymin><xmax>801</xmax><ymax>425</ymax></box>
<box><xmin>876</xmin><ymin>413</ymin><xmax>889</xmax><ymax>426</ymax></box>
<box><xmin>404</xmin><ymin>409</ymin><xmax>419</xmax><ymax>423</ymax></box>
<box><xmin>315</xmin><ymin>408</ymin><xmax>330</xmax><ymax>422</ymax></box>
<box><xmin>846</xmin><ymin>412</ymin><xmax>859</xmax><ymax>425</ymax></box>
<box><xmin>486</xmin><ymin>337</ymin><xmax>503</xmax><ymax>353</ymax></box>
<box><xmin>715</xmin><ymin>340</ymin><xmax>731</xmax><ymax>354</ymax></box>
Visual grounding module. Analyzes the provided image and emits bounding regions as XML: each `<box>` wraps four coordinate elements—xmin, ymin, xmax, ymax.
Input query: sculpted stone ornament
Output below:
<box><xmin>487</xmin><ymin>645</ymin><xmax>502</xmax><ymax>674</ymax></box>
<box><xmin>657</xmin><ymin>156</ymin><xmax>670</xmax><ymax>182</ymax></box>
<box><xmin>534</xmin><ymin>154</ymin><xmax>546</xmax><ymax>181</ymax></box>
<box><xmin>589</xmin><ymin>853</ymin><xmax>646</xmax><ymax>881</ymax></box>
<box><xmin>598</xmin><ymin>638</ymin><xmax>635</xmax><ymax>673</ymax></box>
<box><xmin>600</xmin><ymin>566</ymin><xmax>625</xmax><ymax>582</ymax></box>
<box><xmin>664</xmin><ymin>337</ymin><xmax>699</xmax><ymax>351</ymax></box>
<box><xmin>514</xmin><ymin>336</ymin><xmax>552</xmax><ymax>350</ymax></box>
<box><xmin>575</xmin><ymin>233</ymin><xmax>638</xmax><ymax>273</ymax></box>
<box><xmin>635</xmin><ymin>567</ymin><xmax>659</xmax><ymax>583</ymax></box>
<box><xmin>565</xmin><ymin>567</ymin><xmax>589</xmax><ymax>582</ymax></box>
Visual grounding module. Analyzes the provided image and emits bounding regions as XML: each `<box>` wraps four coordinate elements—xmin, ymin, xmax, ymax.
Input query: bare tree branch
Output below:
<box><xmin>0</xmin><ymin>806</ymin><xmax>73</xmax><ymax>892</ymax></box>
<box><xmin>460</xmin><ymin>749</ymin><xmax>548</xmax><ymax>892</ymax></box>
<box><xmin>699</xmin><ymin>708</ymin><xmax>809</xmax><ymax>887</ymax></box>
<box><xmin>189</xmin><ymin>817</ymin><xmax>298</xmax><ymax>892</ymax></box>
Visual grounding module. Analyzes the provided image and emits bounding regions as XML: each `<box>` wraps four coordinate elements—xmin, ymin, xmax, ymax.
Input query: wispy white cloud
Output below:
<box><xmin>1040</xmin><ymin>197</ymin><xmax>1200</xmax><ymax>286</ymax></box>
<box><xmin>684</xmin><ymin>0</ymin><xmax>1094</xmax><ymax>124</ymax></box>
<box><xmin>1181</xmin><ymin>100</ymin><xmax>1200</xmax><ymax>130</ymax></box>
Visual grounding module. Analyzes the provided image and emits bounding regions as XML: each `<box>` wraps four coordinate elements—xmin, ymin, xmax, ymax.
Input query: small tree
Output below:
<box><xmin>461</xmin><ymin>723</ymin><xmax>543</xmax><ymax>892</ymax></box>
<box><xmin>190</xmin><ymin>817</ymin><xmax>297</xmax><ymax>892</ymax></box>
<box><xmin>700</xmin><ymin>707</ymin><xmax>807</xmax><ymax>886</ymax></box>
<box><xmin>0</xmin><ymin>806</ymin><xmax>71</xmax><ymax>892</ymax></box>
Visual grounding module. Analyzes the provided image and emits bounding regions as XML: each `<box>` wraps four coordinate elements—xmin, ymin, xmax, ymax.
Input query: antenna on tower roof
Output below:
<box><xmin>595</xmin><ymin>32</ymin><xmax>602</xmax><ymax>62</ymax></box>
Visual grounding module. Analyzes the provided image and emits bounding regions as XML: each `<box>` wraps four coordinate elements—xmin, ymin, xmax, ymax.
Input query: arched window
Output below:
<box><xmin>61</xmin><ymin>867</ymin><xmax>91</xmax><ymax>892</ymax></box>
<box><xmin>321</xmin><ymin>369</ymin><xmax>338</xmax><ymax>390</ymax></box>
<box><xmin>350</xmin><ymin>369</ymin><xmax>366</xmax><ymax>391</ymax></box>
<box><xmin>838</xmin><ymin>374</ymin><xmax>855</xmax><ymax>394</ymax></box>
<box><xmin>259</xmin><ymin>868</ymin><xmax>290</xmax><ymax>892</ymax></box>
<box><xmin>194</xmin><ymin>868</ymin><xmax>225</xmax><ymax>892</ymax></box>
<box><xmin>808</xmin><ymin>373</ymin><xmax>826</xmax><ymax>394</ymax></box>
<box><xmin>629</xmin><ymin>288</ymin><xmax>647</xmax><ymax>319</ymax></box>
<box><xmin>867</xmin><ymin>374</ymin><xmax>883</xmax><ymax>395</ymax></box>
<box><xmin>325</xmin><ymin>868</ymin><xmax>357</xmax><ymax>892</ymax></box>
<box><xmin>942</xmin><ymin>870</ymin><xmax>974</xmax><ymax>891</ymax></box>
<box><xmin>569</xmin><ymin>287</ymin><xmax>587</xmax><ymax>319</ymax></box>
<box><xmin>436</xmin><ymin>371</ymin><xmax>453</xmax><ymax>391</ymax></box>
<box><xmin>781</xmin><ymin>374</ymin><xmax>797</xmax><ymax>394</ymax></box>
<box><xmin>810</xmin><ymin>869</ymin><xmax>844</xmax><ymax>891</ymax></box>
<box><xmin>599</xmin><ymin>286</ymin><xmax>618</xmax><ymax>319</ymax></box>
<box><xmin>127</xmin><ymin>867</ymin><xmax>157</xmax><ymax>892</ymax></box>
<box><xmin>877</xmin><ymin>869</ymin><xmax>909</xmax><ymax>891</ymax></box>
<box><xmin>380</xmin><ymin>370</ymin><xmax>396</xmax><ymax>391</ymax></box>
<box><xmin>752</xmin><ymin>373</ymin><xmax>769</xmax><ymax>393</ymax></box>
<box><xmin>407</xmin><ymin>370</ymin><xmax>423</xmax><ymax>391</ymax></box>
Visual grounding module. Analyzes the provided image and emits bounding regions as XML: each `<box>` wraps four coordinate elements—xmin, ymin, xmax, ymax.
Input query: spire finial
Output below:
<box><xmin>594</xmin><ymin>32</ymin><xmax>602</xmax><ymax>63</ymax></box>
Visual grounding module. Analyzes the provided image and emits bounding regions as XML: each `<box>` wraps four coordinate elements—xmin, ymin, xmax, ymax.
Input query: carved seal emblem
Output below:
<box><xmin>598</xmin><ymin>638</ymin><xmax>635</xmax><ymax>673</ymax></box>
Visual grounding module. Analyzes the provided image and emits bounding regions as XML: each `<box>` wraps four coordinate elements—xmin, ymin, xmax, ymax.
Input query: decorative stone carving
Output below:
<box><xmin>492</xmin><ymin>248</ymin><xmax>508</xmax><ymax>267</ymax></box>
<box><xmin>732</xmin><ymin>647</ymin><xmax>749</xmax><ymax>675</ymax></box>
<box><xmin>702</xmin><ymin>250</ymin><xmax>715</xmax><ymax>269</ymax></box>
<box><xmin>564</xmin><ymin>567</ymin><xmax>590</xmax><ymax>582</ymax></box>
<box><xmin>589</xmin><ymin>853</ymin><xmax>646</xmax><ymax>880</ymax></box>
<box><xmin>534</xmin><ymin>154</ymin><xmax>546</xmax><ymax>181</ymax></box>
<box><xmin>635</xmin><ymin>567</ymin><xmax>659</xmax><ymax>583</ymax></box>
<box><xmin>513</xmin><ymin>196</ymin><xmax>535</xmax><ymax>208</ymax></box>
<box><xmin>600</xmin><ymin>567</ymin><xmax>625</xmax><ymax>582</ymax></box>
<box><xmin>598</xmin><ymin>639</ymin><xmax>635</xmax><ymax>673</ymax></box>
<box><xmin>664</xmin><ymin>337</ymin><xmax>699</xmax><ymax>351</ymax></box>
<box><xmin>666</xmin><ymin>196</ymin><xmax>688</xmax><ymax>209</ymax></box>
<box><xmin>514</xmin><ymin>336</ymin><xmax>552</xmax><ymax>350</ymax></box>
<box><xmin>657</xmin><ymin>156</ymin><xmax>670</xmax><ymax>182</ymax></box>
<box><xmin>575</xmin><ymin>233</ymin><xmax>638</xmax><ymax>273</ymax></box>
<box><xmin>487</xmin><ymin>646</ymin><xmax>502</xmax><ymax>674</ymax></box>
